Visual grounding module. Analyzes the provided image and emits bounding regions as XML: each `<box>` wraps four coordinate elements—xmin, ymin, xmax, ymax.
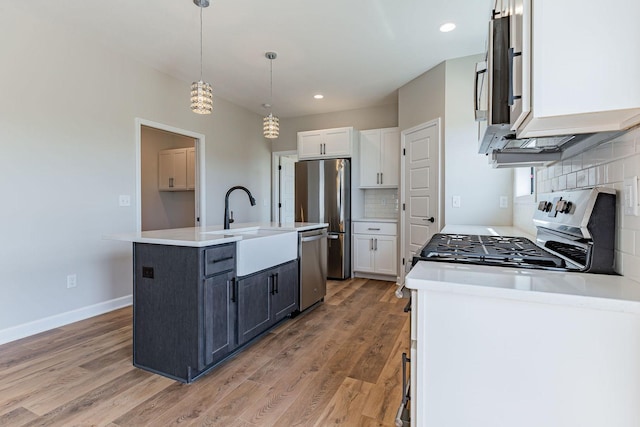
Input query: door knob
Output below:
<box><xmin>424</xmin><ymin>217</ymin><xmax>435</xmax><ymax>223</ymax></box>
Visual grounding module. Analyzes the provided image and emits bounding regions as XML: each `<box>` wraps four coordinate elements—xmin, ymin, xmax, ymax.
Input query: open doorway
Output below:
<box><xmin>135</xmin><ymin>118</ymin><xmax>206</xmax><ymax>232</ymax></box>
<box><xmin>272</xmin><ymin>150</ymin><xmax>297</xmax><ymax>224</ymax></box>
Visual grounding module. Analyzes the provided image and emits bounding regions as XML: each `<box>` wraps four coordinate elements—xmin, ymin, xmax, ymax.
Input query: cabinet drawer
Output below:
<box><xmin>204</xmin><ymin>244</ymin><xmax>235</xmax><ymax>276</ymax></box>
<box><xmin>353</xmin><ymin>222</ymin><xmax>397</xmax><ymax>236</ymax></box>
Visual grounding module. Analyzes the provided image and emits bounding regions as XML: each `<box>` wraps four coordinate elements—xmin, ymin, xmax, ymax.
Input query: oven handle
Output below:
<box><xmin>395</xmin><ymin>352</ymin><xmax>411</xmax><ymax>426</ymax></box>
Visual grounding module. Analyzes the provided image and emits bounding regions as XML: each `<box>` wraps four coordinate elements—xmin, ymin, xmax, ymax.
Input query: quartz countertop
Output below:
<box><xmin>106</xmin><ymin>222</ymin><xmax>328</xmax><ymax>247</ymax></box>
<box><xmin>407</xmin><ymin>224</ymin><xmax>640</xmax><ymax>312</ymax></box>
<box><xmin>353</xmin><ymin>218</ymin><xmax>397</xmax><ymax>223</ymax></box>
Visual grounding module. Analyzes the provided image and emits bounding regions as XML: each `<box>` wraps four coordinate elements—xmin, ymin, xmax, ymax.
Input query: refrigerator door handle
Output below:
<box><xmin>327</xmin><ymin>234</ymin><xmax>340</xmax><ymax>240</ymax></box>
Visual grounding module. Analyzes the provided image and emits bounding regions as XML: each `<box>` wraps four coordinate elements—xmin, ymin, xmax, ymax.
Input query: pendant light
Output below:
<box><xmin>263</xmin><ymin>52</ymin><xmax>279</xmax><ymax>139</ymax></box>
<box><xmin>190</xmin><ymin>0</ymin><xmax>213</xmax><ymax>114</ymax></box>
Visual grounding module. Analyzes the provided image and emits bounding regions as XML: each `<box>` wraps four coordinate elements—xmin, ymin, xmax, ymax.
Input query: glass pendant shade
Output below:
<box><xmin>263</xmin><ymin>113</ymin><xmax>280</xmax><ymax>138</ymax></box>
<box><xmin>190</xmin><ymin>80</ymin><xmax>213</xmax><ymax>114</ymax></box>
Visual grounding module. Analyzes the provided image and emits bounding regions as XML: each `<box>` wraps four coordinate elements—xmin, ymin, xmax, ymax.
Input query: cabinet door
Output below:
<box><xmin>380</xmin><ymin>128</ymin><xmax>400</xmax><ymax>187</ymax></box>
<box><xmin>373</xmin><ymin>235</ymin><xmax>397</xmax><ymax>276</ymax></box>
<box><xmin>272</xmin><ymin>260</ymin><xmax>299</xmax><ymax>322</ymax></box>
<box><xmin>172</xmin><ymin>149</ymin><xmax>188</xmax><ymax>190</ymax></box>
<box><xmin>202</xmin><ymin>271</ymin><xmax>236</xmax><ymax>367</ymax></box>
<box><xmin>353</xmin><ymin>234</ymin><xmax>375</xmax><ymax>273</ymax></box>
<box><xmin>298</xmin><ymin>131</ymin><xmax>324</xmax><ymax>159</ymax></box>
<box><xmin>158</xmin><ymin>151</ymin><xmax>174</xmax><ymax>190</ymax></box>
<box><xmin>158</xmin><ymin>148</ymin><xmax>188</xmax><ymax>191</ymax></box>
<box><xmin>359</xmin><ymin>130</ymin><xmax>381</xmax><ymax>187</ymax></box>
<box><xmin>323</xmin><ymin>128</ymin><xmax>352</xmax><ymax>157</ymax></box>
<box><xmin>237</xmin><ymin>270</ymin><xmax>272</xmax><ymax>345</ymax></box>
<box><xmin>187</xmin><ymin>147</ymin><xmax>196</xmax><ymax>190</ymax></box>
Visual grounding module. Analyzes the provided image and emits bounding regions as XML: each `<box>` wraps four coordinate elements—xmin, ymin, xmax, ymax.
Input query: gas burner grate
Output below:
<box><xmin>419</xmin><ymin>233</ymin><xmax>567</xmax><ymax>270</ymax></box>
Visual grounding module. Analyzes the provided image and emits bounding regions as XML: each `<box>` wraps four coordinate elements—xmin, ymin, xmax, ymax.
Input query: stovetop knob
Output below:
<box><xmin>555</xmin><ymin>199</ymin><xmax>573</xmax><ymax>214</ymax></box>
<box><xmin>537</xmin><ymin>201</ymin><xmax>552</xmax><ymax>212</ymax></box>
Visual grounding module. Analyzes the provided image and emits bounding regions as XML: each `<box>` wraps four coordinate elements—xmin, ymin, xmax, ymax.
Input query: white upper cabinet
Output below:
<box><xmin>359</xmin><ymin>128</ymin><xmax>400</xmax><ymax>188</ymax></box>
<box><xmin>511</xmin><ymin>0</ymin><xmax>640</xmax><ymax>138</ymax></box>
<box><xmin>158</xmin><ymin>147</ymin><xmax>195</xmax><ymax>192</ymax></box>
<box><xmin>297</xmin><ymin>127</ymin><xmax>354</xmax><ymax>159</ymax></box>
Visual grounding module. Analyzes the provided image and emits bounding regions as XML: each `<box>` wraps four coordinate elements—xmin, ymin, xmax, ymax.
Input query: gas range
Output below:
<box><xmin>412</xmin><ymin>187</ymin><xmax>617</xmax><ymax>274</ymax></box>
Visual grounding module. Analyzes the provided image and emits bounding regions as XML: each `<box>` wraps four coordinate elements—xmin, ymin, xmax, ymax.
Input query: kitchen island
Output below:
<box><xmin>405</xmin><ymin>225</ymin><xmax>640</xmax><ymax>427</ymax></box>
<box><xmin>109</xmin><ymin>222</ymin><xmax>327</xmax><ymax>383</ymax></box>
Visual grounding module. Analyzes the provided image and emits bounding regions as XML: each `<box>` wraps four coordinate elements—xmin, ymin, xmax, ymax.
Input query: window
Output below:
<box><xmin>515</xmin><ymin>167</ymin><xmax>535</xmax><ymax>198</ymax></box>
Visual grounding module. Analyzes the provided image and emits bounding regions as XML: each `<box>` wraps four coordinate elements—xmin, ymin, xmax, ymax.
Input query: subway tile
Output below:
<box><xmin>576</xmin><ymin>170</ymin><xmax>588</xmax><ymax>188</ymax></box>
<box><xmin>558</xmin><ymin>174</ymin><xmax>567</xmax><ymax>190</ymax></box>
<box><xmin>623</xmin><ymin>155</ymin><xmax>640</xmax><ymax>178</ymax></box>
<box><xmin>571</xmin><ymin>155</ymin><xmax>583</xmax><ymax>172</ymax></box>
<box><xmin>607</xmin><ymin>160</ymin><xmax>624</xmax><ymax>183</ymax></box>
<box><xmin>551</xmin><ymin>177</ymin><xmax>558</xmax><ymax>191</ymax></box>
<box><xmin>562</xmin><ymin>160</ymin><xmax>572</xmax><ymax>175</ymax></box>
<box><xmin>588</xmin><ymin>167</ymin><xmax>596</xmax><ymax>186</ymax></box>
<box><xmin>612</xmin><ymin>131</ymin><xmax>636</xmax><ymax>159</ymax></box>
<box><xmin>566</xmin><ymin>172</ymin><xmax>577</xmax><ymax>189</ymax></box>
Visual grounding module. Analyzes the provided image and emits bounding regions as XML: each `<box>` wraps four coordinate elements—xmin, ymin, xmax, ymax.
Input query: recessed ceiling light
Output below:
<box><xmin>313</xmin><ymin>94</ymin><xmax>324</xmax><ymax>99</ymax></box>
<box><xmin>439</xmin><ymin>22</ymin><xmax>456</xmax><ymax>32</ymax></box>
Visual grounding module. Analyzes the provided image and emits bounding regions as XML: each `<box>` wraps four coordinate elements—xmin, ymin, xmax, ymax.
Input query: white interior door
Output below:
<box><xmin>279</xmin><ymin>156</ymin><xmax>296</xmax><ymax>224</ymax></box>
<box><xmin>400</xmin><ymin>119</ymin><xmax>441</xmax><ymax>285</ymax></box>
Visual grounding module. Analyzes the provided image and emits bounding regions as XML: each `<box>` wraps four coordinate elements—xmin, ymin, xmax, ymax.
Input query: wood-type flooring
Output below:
<box><xmin>0</xmin><ymin>278</ymin><xmax>410</xmax><ymax>426</ymax></box>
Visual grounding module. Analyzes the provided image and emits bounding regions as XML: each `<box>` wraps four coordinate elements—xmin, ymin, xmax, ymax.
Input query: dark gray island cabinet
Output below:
<box><xmin>133</xmin><ymin>242</ymin><xmax>298</xmax><ymax>383</ymax></box>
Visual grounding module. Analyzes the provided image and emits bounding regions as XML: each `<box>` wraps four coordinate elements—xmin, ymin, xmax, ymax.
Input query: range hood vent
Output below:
<box><xmin>481</xmin><ymin>125</ymin><xmax>624</xmax><ymax>168</ymax></box>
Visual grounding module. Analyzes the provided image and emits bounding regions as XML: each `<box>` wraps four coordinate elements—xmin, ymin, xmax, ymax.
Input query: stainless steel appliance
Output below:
<box><xmin>396</xmin><ymin>186</ymin><xmax>617</xmax><ymax>426</ymax></box>
<box><xmin>298</xmin><ymin>228</ymin><xmax>328</xmax><ymax>311</ymax></box>
<box><xmin>413</xmin><ymin>187</ymin><xmax>616</xmax><ymax>273</ymax></box>
<box><xmin>474</xmin><ymin>6</ymin><xmax>622</xmax><ymax>168</ymax></box>
<box><xmin>295</xmin><ymin>158</ymin><xmax>351</xmax><ymax>280</ymax></box>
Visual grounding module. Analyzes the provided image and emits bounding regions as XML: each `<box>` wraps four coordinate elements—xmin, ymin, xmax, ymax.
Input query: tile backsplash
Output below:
<box><xmin>529</xmin><ymin>125</ymin><xmax>640</xmax><ymax>282</ymax></box>
<box><xmin>363</xmin><ymin>188</ymin><xmax>399</xmax><ymax>219</ymax></box>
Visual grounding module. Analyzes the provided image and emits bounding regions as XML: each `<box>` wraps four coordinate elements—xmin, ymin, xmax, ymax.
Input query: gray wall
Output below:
<box><xmin>272</xmin><ymin>103</ymin><xmax>399</xmax><ymax>152</ymax></box>
<box><xmin>443</xmin><ymin>55</ymin><xmax>513</xmax><ymax>225</ymax></box>
<box><xmin>398</xmin><ymin>55</ymin><xmax>513</xmax><ymax>227</ymax></box>
<box><xmin>398</xmin><ymin>62</ymin><xmax>446</xmax><ymax>132</ymax></box>
<box><xmin>0</xmin><ymin>5</ymin><xmax>270</xmax><ymax>335</ymax></box>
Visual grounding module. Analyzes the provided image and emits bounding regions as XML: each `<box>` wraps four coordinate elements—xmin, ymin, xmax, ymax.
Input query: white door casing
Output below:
<box><xmin>135</xmin><ymin>118</ymin><xmax>206</xmax><ymax>231</ymax></box>
<box><xmin>399</xmin><ymin>119</ymin><xmax>442</xmax><ymax>285</ymax></box>
<box><xmin>279</xmin><ymin>156</ymin><xmax>296</xmax><ymax>224</ymax></box>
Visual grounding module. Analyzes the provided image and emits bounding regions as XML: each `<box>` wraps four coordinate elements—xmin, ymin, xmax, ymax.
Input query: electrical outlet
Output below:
<box><xmin>623</xmin><ymin>177</ymin><xmax>639</xmax><ymax>216</ymax></box>
<box><xmin>67</xmin><ymin>274</ymin><xmax>77</xmax><ymax>288</ymax></box>
<box><xmin>452</xmin><ymin>196</ymin><xmax>461</xmax><ymax>208</ymax></box>
<box><xmin>119</xmin><ymin>195</ymin><xmax>131</xmax><ymax>207</ymax></box>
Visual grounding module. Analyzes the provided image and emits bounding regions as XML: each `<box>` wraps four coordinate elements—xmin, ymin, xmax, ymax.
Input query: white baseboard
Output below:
<box><xmin>0</xmin><ymin>295</ymin><xmax>133</xmax><ymax>346</ymax></box>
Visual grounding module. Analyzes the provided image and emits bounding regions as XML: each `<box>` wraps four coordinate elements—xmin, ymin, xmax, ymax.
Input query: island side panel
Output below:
<box><xmin>133</xmin><ymin>243</ymin><xmax>201</xmax><ymax>382</ymax></box>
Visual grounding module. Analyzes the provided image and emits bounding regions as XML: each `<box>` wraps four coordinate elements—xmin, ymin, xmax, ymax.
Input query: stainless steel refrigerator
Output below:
<box><xmin>295</xmin><ymin>158</ymin><xmax>350</xmax><ymax>280</ymax></box>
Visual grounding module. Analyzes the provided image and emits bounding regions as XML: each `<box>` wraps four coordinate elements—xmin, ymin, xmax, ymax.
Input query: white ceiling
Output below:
<box><xmin>16</xmin><ymin>0</ymin><xmax>492</xmax><ymax>118</ymax></box>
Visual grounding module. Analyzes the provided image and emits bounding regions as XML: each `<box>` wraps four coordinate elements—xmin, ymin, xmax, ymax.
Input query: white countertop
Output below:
<box><xmin>406</xmin><ymin>262</ymin><xmax>640</xmax><ymax>313</ymax></box>
<box><xmin>106</xmin><ymin>222</ymin><xmax>328</xmax><ymax>247</ymax></box>
<box><xmin>353</xmin><ymin>218</ymin><xmax>397</xmax><ymax>223</ymax></box>
<box><xmin>407</xmin><ymin>224</ymin><xmax>640</xmax><ymax>313</ymax></box>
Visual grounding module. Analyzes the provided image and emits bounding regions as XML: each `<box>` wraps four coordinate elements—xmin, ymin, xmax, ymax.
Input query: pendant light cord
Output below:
<box><xmin>269</xmin><ymin>58</ymin><xmax>273</xmax><ymax>114</ymax></box>
<box><xmin>199</xmin><ymin>5</ymin><xmax>203</xmax><ymax>81</ymax></box>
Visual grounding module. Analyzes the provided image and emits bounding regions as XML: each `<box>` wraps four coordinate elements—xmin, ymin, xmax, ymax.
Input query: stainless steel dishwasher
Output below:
<box><xmin>298</xmin><ymin>228</ymin><xmax>328</xmax><ymax>311</ymax></box>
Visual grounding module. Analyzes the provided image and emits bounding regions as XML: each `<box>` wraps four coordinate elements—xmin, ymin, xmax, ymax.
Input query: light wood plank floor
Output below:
<box><xmin>0</xmin><ymin>278</ymin><xmax>410</xmax><ymax>426</ymax></box>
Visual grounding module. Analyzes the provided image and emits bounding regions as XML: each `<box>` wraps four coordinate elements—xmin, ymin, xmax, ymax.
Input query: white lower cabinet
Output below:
<box><xmin>353</xmin><ymin>221</ymin><xmax>397</xmax><ymax>277</ymax></box>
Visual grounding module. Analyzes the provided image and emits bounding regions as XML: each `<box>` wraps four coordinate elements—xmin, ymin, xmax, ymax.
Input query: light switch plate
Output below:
<box><xmin>452</xmin><ymin>196</ymin><xmax>461</xmax><ymax>208</ymax></box>
<box><xmin>500</xmin><ymin>196</ymin><xmax>508</xmax><ymax>209</ymax></box>
<box><xmin>623</xmin><ymin>177</ymin><xmax>638</xmax><ymax>216</ymax></box>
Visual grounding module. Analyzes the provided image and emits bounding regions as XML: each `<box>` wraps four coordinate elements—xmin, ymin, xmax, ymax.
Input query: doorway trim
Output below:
<box><xmin>135</xmin><ymin>118</ymin><xmax>206</xmax><ymax>231</ymax></box>
<box><xmin>271</xmin><ymin>150</ymin><xmax>297</xmax><ymax>223</ymax></box>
